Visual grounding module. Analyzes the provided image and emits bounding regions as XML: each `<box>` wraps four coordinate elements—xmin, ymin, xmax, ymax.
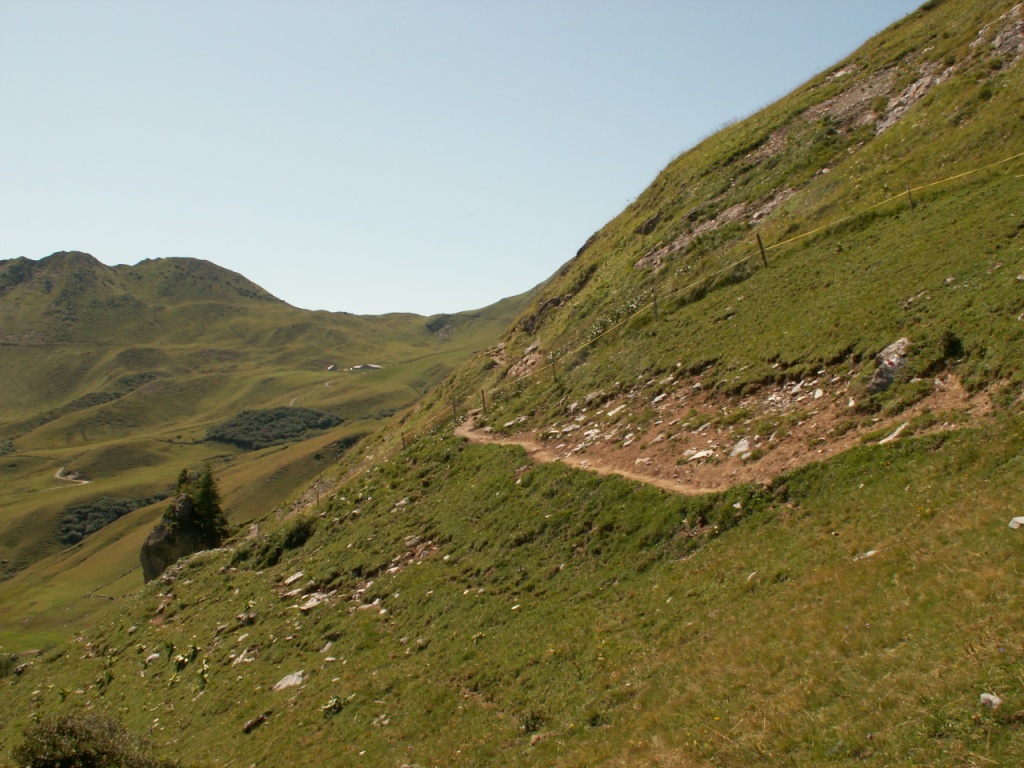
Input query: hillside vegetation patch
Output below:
<box><xmin>205</xmin><ymin>407</ymin><xmax>342</xmax><ymax>451</ymax></box>
<box><xmin>58</xmin><ymin>495</ymin><xmax>169</xmax><ymax>546</ymax></box>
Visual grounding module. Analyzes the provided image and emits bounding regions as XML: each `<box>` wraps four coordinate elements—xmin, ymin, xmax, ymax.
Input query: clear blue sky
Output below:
<box><xmin>1</xmin><ymin>1</ymin><xmax>922</xmax><ymax>316</ymax></box>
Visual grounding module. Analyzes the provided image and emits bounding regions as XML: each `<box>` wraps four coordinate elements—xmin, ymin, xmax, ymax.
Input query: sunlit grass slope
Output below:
<box><xmin>3</xmin><ymin>0</ymin><xmax>1024</xmax><ymax>765</ymax></box>
<box><xmin>3</xmin><ymin>423</ymin><xmax>1024</xmax><ymax>766</ymax></box>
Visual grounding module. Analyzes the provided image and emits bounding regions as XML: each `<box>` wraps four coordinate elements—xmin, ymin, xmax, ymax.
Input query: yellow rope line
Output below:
<box><xmin>767</xmin><ymin>149</ymin><xmax>1024</xmax><ymax>251</ymax></box>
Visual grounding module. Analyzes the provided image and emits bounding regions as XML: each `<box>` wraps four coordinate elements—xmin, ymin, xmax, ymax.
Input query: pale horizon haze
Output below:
<box><xmin>1</xmin><ymin>1</ymin><xmax>924</xmax><ymax>316</ymax></box>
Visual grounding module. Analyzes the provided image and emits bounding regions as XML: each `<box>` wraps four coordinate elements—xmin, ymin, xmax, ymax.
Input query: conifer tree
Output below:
<box><xmin>165</xmin><ymin>465</ymin><xmax>229</xmax><ymax>543</ymax></box>
<box><xmin>194</xmin><ymin>465</ymin><xmax>229</xmax><ymax>541</ymax></box>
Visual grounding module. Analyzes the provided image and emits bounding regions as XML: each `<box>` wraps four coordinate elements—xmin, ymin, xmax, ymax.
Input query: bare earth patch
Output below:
<box><xmin>457</xmin><ymin>372</ymin><xmax>991</xmax><ymax>495</ymax></box>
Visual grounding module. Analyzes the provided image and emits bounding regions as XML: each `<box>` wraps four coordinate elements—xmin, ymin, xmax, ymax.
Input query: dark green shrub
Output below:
<box><xmin>205</xmin><ymin>407</ymin><xmax>342</xmax><ymax>450</ymax></box>
<box><xmin>231</xmin><ymin>515</ymin><xmax>318</xmax><ymax>570</ymax></box>
<box><xmin>58</xmin><ymin>495</ymin><xmax>168</xmax><ymax>546</ymax></box>
<box><xmin>12</xmin><ymin>713</ymin><xmax>180</xmax><ymax>768</ymax></box>
<box><xmin>281</xmin><ymin>516</ymin><xmax>316</xmax><ymax>550</ymax></box>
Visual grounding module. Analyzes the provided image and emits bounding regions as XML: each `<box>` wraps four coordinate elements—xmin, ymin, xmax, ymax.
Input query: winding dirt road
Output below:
<box><xmin>54</xmin><ymin>466</ymin><xmax>89</xmax><ymax>485</ymax></box>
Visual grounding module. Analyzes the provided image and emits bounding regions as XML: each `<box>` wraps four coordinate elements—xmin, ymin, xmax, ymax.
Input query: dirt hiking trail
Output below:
<box><xmin>455</xmin><ymin>371</ymin><xmax>991</xmax><ymax>496</ymax></box>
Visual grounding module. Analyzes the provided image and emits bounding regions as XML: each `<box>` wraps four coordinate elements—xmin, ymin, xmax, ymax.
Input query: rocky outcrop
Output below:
<box><xmin>140</xmin><ymin>493</ymin><xmax>224</xmax><ymax>583</ymax></box>
<box><xmin>867</xmin><ymin>337</ymin><xmax>911</xmax><ymax>393</ymax></box>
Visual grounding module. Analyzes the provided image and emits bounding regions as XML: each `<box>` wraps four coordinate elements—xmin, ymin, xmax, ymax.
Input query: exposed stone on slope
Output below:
<box><xmin>806</xmin><ymin>67</ymin><xmax>897</xmax><ymax>129</ymax></box>
<box><xmin>272</xmin><ymin>671</ymin><xmax>304</xmax><ymax>691</ymax></box>
<box><xmin>876</xmin><ymin>63</ymin><xmax>955</xmax><ymax>134</ymax></box>
<box><xmin>140</xmin><ymin>493</ymin><xmax>226</xmax><ymax>583</ymax></box>
<box><xmin>973</xmin><ymin>3</ymin><xmax>1024</xmax><ymax>67</ymax></box>
<box><xmin>867</xmin><ymin>337</ymin><xmax>911</xmax><ymax>393</ymax></box>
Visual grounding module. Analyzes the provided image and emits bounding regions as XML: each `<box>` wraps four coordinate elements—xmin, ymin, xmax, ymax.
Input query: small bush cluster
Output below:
<box><xmin>0</xmin><ymin>654</ymin><xmax>17</xmax><ymax>678</ymax></box>
<box><xmin>12</xmin><ymin>713</ymin><xmax>180</xmax><ymax>768</ymax></box>
<box><xmin>58</xmin><ymin>495</ymin><xmax>168</xmax><ymax>545</ymax></box>
<box><xmin>231</xmin><ymin>515</ymin><xmax>318</xmax><ymax>569</ymax></box>
<box><xmin>205</xmin><ymin>407</ymin><xmax>342</xmax><ymax>450</ymax></box>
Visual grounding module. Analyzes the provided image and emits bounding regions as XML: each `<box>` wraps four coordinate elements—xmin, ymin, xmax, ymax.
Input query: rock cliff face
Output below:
<box><xmin>140</xmin><ymin>494</ymin><xmax>224</xmax><ymax>583</ymax></box>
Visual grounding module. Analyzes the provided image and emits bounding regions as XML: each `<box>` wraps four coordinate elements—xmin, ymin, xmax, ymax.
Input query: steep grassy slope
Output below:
<box><xmin>3</xmin><ymin>1</ymin><xmax>1024</xmax><ymax>766</ymax></box>
<box><xmin>3</xmin><ymin>425</ymin><xmax>1024</xmax><ymax>766</ymax></box>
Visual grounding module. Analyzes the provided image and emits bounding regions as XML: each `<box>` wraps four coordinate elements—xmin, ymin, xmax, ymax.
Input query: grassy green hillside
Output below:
<box><xmin>0</xmin><ymin>251</ymin><xmax>533</xmax><ymax>641</ymax></box>
<box><xmin>3</xmin><ymin>0</ymin><xmax>1024</xmax><ymax>765</ymax></box>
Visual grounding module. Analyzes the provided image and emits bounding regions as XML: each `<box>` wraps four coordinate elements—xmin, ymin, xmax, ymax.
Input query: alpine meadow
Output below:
<box><xmin>3</xmin><ymin>1</ymin><xmax>1024</xmax><ymax>766</ymax></box>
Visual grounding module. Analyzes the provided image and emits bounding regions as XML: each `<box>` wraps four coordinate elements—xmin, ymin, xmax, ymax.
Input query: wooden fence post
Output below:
<box><xmin>756</xmin><ymin>234</ymin><xmax>769</xmax><ymax>268</ymax></box>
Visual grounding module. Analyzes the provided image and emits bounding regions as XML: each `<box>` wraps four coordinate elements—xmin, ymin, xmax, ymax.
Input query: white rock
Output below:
<box><xmin>853</xmin><ymin>550</ymin><xmax>878</xmax><ymax>561</ymax></box>
<box><xmin>730</xmin><ymin>438</ymin><xmax>750</xmax><ymax>457</ymax></box>
<box><xmin>283</xmin><ymin>572</ymin><xmax>305</xmax><ymax>586</ymax></box>
<box><xmin>272</xmin><ymin>671</ymin><xmax>304</xmax><ymax>691</ymax></box>
<box><xmin>813</xmin><ymin>388</ymin><xmax>824</xmax><ymax>400</ymax></box>
<box><xmin>299</xmin><ymin>594</ymin><xmax>327</xmax><ymax>612</ymax></box>
<box><xmin>980</xmin><ymin>693</ymin><xmax>1003</xmax><ymax>709</ymax></box>
<box><xmin>878</xmin><ymin>423</ymin><xmax>908</xmax><ymax>445</ymax></box>
<box><xmin>688</xmin><ymin>450</ymin><xmax>713</xmax><ymax>462</ymax></box>
<box><xmin>233</xmin><ymin>648</ymin><xmax>257</xmax><ymax>666</ymax></box>
<box><xmin>1009</xmin><ymin>517</ymin><xmax>1024</xmax><ymax>529</ymax></box>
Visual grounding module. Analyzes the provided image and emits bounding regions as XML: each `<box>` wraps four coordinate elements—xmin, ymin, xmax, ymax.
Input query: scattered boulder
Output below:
<box><xmin>1009</xmin><ymin>517</ymin><xmax>1024</xmax><ymax>529</ymax></box>
<box><xmin>980</xmin><ymin>693</ymin><xmax>1004</xmax><ymax>709</ymax></box>
<box><xmin>867</xmin><ymin>338</ymin><xmax>911</xmax><ymax>393</ymax></box>
<box><xmin>730</xmin><ymin>438</ymin><xmax>751</xmax><ymax>457</ymax></box>
<box><xmin>242</xmin><ymin>710</ymin><xmax>272</xmax><ymax>733</ymax></box>
<box><xmin>878</xmin><ymin>423</ymin><xmax>909</xmax><ymax>445</ymax></box>
<box><xmin>272</xmin><ymin>671</ymin><xmax>304</xmax><ymax>691</ymax></box>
